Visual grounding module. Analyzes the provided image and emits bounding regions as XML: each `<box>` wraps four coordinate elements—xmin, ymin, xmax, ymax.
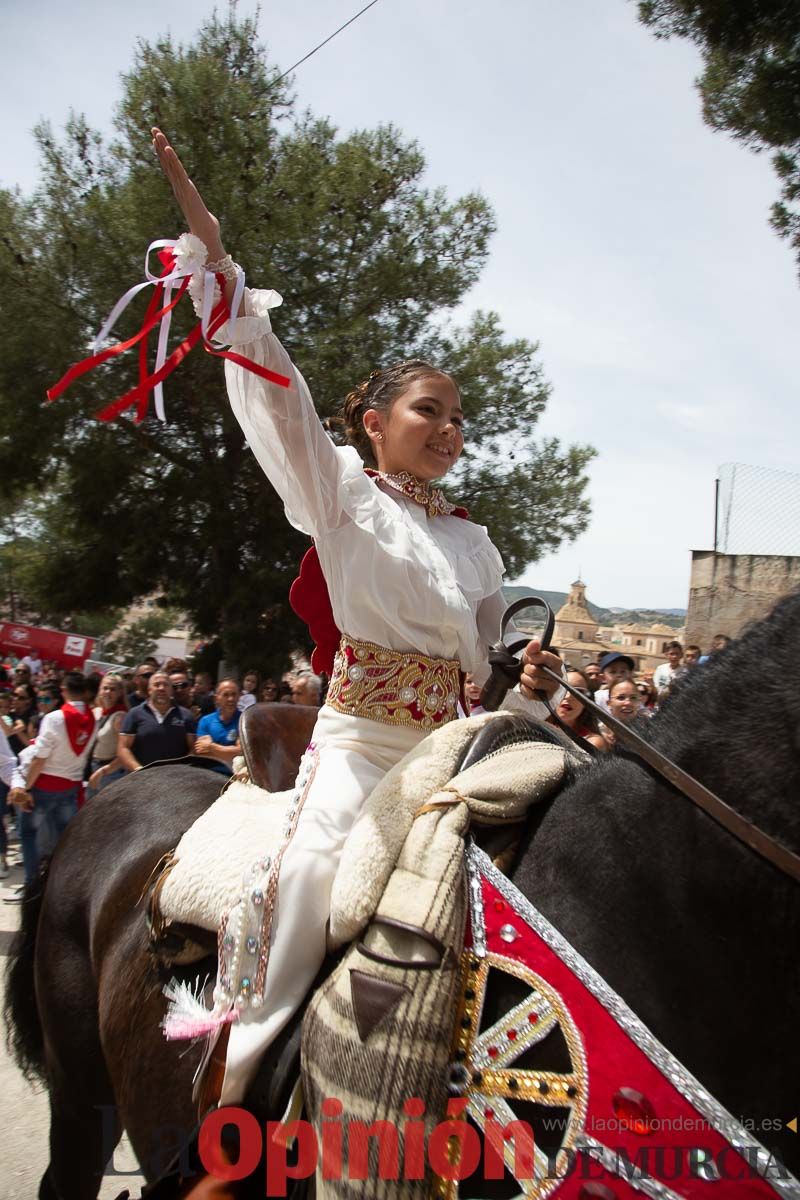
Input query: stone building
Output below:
<box><xmin>517</xmin><ymin>579</ymin><xmax>686</xmax><ymax>676</ymax></box>
<box><xmin>685</xmin><ymin>550</ymin><xmax>800</xmax><ymax>650</ymax></box>
<box><xmin>552</xmin><ymin>581</ymin><xmax>615</xmax><ymax>668</ymax></box>
<box><xmin>615</xmin><ymin>622</ymin><xmax>685</xmax><ymax>676</ymax></box>
<box><xmin>553</xmin><ymin>580</ymin><xmax>597</xmax><ymax>645</ymax></box>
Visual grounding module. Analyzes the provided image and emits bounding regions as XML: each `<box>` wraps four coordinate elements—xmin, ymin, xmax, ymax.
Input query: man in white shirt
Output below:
<box><xmin>653</xmin><ymin>641</ymin><xmax>686</xmax><ymax>697</ymax></box>
<box><xmin>8</xmin><ymin>672</ymin><xmax>96</xmax><ymax>893</ymax></box>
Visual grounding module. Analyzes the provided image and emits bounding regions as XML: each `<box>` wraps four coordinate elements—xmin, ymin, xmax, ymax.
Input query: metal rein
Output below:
<box><xmin>481</xmin><ymin>596</ymin><xmax>800</xmax><ymax>886</ymax></box>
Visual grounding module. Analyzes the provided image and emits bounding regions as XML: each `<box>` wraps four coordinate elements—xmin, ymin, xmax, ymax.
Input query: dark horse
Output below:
<box><xmin>5</xmin><ymin>596</ymin><xmax>800</xmax><ymax>1197</ymax></box>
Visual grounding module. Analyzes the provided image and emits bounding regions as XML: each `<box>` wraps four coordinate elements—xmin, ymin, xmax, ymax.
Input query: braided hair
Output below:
<box><xmin>332</xmin><ymin>360</ymin><xmax>446</xmax><ymax>467</ymax></box>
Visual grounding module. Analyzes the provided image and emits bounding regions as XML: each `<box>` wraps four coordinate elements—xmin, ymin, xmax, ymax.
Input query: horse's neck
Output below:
<box><xmin>513</xmin><ymin>759</ymin><xmax>798</xmax><ymax>1131</ymax></box>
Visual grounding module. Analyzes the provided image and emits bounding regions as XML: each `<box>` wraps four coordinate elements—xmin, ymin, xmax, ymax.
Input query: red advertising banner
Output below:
<box><xmin>0</xmin><ymin>622</ymin><xmax>95</xmax><ymax>670</ymax></box>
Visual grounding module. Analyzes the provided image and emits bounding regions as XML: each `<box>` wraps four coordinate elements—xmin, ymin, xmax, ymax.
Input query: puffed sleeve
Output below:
<box><xmin>474</xmin><ymin>589</ymin><xmax>565</xmax><ymax>719</ymax></box>
<box><xmin>221</xmin><ymin>287</ymin><xmax>355</xmax><ymax>539</ymax></box>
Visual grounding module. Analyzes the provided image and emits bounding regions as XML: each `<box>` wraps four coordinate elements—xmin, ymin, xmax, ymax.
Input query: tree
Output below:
<box><xmin>103</xmin><ymin>610</ymin><xmax>179</xmax><ymax>665</ymax></box>
<box><xmin>0</xmin><ymin>10</ymin><xmax>594</xmax><ymax>670</ymax></box>
<box><xmin>637</xmin><ymin>1</ymin><xmax>800</xmax><ymax>276</ymax></box>
<box><xmin>0</xmin><ymin>489</ymin><xmax>122</xmax><ymax>634</ymax></box>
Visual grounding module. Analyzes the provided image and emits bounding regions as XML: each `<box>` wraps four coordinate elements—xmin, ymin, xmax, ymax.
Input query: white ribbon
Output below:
<box><xmin>89</xmin><ymin>234</ymin><xmax>246</xmax><ymax>423</ymax></box>
<box><xmin>152</xmin><ymin>276</ymin><xmax>174</xmax><ymax>423</ymax></box>
<box><xmin>199</xmin><ymin>266</ymin><xmax>246</xmax><ymax>349</ymax></box>
<box><xmin>92</xmin><ymin>239</ymin><xmax>188</xmax><ymax>352</ymax></box>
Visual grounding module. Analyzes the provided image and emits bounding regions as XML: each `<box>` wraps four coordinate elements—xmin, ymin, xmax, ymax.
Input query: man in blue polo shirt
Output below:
<box><xmin>117</xmin><ymin>671</ymin><xmax>196</xmax><ymax>770</ymax></box>
<box><xmin>194</xmin><ymin>679</ymin><xmax>241</xmax><ymax>776</ymax></box>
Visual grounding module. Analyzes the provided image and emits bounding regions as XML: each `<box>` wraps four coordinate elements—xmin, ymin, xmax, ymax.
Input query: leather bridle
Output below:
<box><xmin>480</xmin><ymin>596</ymin><xmax>800</xmax><ymax>885</ymax></box>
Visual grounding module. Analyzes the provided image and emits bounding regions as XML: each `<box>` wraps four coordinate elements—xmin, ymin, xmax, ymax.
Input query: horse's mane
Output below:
<box><xmin>643</xmin><ymin>587</ymin><xmax>800</xmax><ymax>850</ymax></box>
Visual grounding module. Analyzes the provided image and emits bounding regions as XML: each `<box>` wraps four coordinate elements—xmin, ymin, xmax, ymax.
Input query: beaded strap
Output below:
<box><xmin>213</xmin><ymin>745</ymin><xmax>319</xmax><ymax>1014</ymax></box>
<box><xmin>205</xmin><ymin>254</ymin><xmax>242</xmax><ymax>282</ymax></box>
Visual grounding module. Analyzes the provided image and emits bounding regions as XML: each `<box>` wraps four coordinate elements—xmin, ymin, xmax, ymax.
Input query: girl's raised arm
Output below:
<box><xmin>152</xmin><ymin>129</ymin><xmax>235</xmax><ymax>305</ymax></box>
<box><xmin>152</xmin><ymin>128</ymin><xmax>349</xmax><ymax>538</ymax></box>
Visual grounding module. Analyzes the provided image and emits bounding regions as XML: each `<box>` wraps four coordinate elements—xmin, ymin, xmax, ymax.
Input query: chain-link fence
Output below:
<box><xmin>716</xmin><ymin>463</ymin><xmax>800</xmax><ymax>556</ymax></box>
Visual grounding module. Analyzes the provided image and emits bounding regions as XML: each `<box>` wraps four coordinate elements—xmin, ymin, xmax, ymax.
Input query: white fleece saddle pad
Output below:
<box><xmin>157</xmin><ymin>714</ymin><xmax>583</xmax><ymax>940</ymax></box>
<box><xmin>158</xmin><ymin>778</ymin><xmax>294</xmax><ymax>933</ymax></box>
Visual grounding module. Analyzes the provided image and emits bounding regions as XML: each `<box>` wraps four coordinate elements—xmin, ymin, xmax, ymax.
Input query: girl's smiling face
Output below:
<box><xmin>364</xmin><ymin>374</ymin><xmax>464</xmax><ymax>481</ymax></box>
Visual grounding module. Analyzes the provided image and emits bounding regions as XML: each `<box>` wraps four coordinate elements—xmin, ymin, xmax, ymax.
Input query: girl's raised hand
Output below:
<box><xmin>151</xmin><ymin>127</ymin><xmax>224</xmax><ymax>260</ymax></box>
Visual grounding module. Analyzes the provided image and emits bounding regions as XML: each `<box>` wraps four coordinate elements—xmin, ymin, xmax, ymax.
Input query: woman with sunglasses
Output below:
<box><xmin>88</xmin><ymin>675</ymin><xmax>129</xmax><ymax>795</ymax></box>
<box><xmin>35</xmin><ymin>685</ymin><xmax>63</xmax><ymax>719</ymax></box>
<box><xmin>548</xmin><ymin>669</ymin><xmax>609</xmax><ymax>752</ymax></box>
<box><xmin>636</xmin><ymin>680</ymin><xmax>657</xmax><ymax>714</ymax></box>
<box><xmin>258</xmin><ymin>678</ymin><xmax>280</xmax><ymax>703</ymax></box>
<box><xmin>8</xmin><ymin>683</ymin><xmax>37</xmax><ymax>756</ymax></box>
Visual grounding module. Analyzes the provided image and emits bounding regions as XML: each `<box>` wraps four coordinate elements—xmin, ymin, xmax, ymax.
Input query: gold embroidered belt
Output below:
<box><xmin>326</xmin><ymin>634</ymin><xmax>461</xmax><ymax>731</ymax></box>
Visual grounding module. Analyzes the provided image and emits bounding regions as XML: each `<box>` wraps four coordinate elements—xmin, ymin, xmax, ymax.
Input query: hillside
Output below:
<box><xmin>501</xmin><ymin>585</ymin><xmax>686</xmax><ymax>630</ymax></box>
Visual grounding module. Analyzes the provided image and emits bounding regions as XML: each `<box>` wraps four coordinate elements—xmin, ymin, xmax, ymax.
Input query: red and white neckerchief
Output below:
<box><xmin>60</xmin><ymin>703</ymin><xmax>96</xmax><ymax>755</ymax></box>
<box><xmin>365</xmin><ymin>468</ymin><xmax>469</xmax><ymax>519</ymax></box>
<box><xmin>437</xmin><ymin>842</ymin><xmax>799</xmax><ymax>1200</ymax></box>
<box><xmin>46</xmin><ymin>234</ymin><xmax>290</xmax><ymax>424</ymax></box>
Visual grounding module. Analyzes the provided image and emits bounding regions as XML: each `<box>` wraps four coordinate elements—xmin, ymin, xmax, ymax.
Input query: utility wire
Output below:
<box><xmin>272</xmin><ymin>0</ymin><xmax>384</xmax><ymax>87</ymax></box>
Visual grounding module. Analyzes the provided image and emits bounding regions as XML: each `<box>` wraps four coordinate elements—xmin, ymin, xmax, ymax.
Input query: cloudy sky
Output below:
<box><xmin>4</xmin><ymin>0</ymin><xmax>798</xmax><ymax>610</ymax></box>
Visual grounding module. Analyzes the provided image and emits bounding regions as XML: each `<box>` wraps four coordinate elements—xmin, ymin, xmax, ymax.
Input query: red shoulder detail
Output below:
<box><xmin>289</xmin><ymin>545</ymin><xmax>341</xmax><ymax>677</ymax></box>
<box><xmin>452</xmin><ymin>506</ymin><xmax>470</xmax><ymax>520</ymax></box>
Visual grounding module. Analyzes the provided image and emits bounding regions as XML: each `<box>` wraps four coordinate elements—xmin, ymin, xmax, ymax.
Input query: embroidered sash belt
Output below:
<box><xmin>326</xmin><ymin>634</ymin><xmax>461</xmax><ymax>731</ymax></box>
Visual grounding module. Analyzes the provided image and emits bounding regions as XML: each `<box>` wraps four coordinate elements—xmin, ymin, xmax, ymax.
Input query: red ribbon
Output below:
<box><xmin>46</xmin><ymin>279</ymin><xmax>189</xmax><ymax>409</ymax></box>
<box><xmin>47</xmin><ymin>253</ymin><xmax>291</xmax><ymax>424</ymax></box>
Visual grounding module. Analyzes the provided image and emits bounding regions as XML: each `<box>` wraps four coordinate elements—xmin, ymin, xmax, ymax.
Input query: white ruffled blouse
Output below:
<box><xmin>221</xmin><ymin>286</ymin><xmax>551</xmax><ymax>708</ymax></box>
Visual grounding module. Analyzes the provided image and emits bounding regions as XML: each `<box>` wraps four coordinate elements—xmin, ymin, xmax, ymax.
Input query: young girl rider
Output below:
<box><xmin>150</xmin><ymin>128</ymin><xmax>565</xmax><ymax>1117</ymax></box>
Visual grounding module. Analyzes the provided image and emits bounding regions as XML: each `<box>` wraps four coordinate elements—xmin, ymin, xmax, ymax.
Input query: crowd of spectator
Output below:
<box><xmin>0</xmin><ymin>633</ymin><xmax>729</xmax><ymax>898</ymax></box>
<box><xmin>0</xmin><ymin>655</ymin><xmax>325</xmax><ymax>902</ymax></box>
<box><xmin>541</xmin><ymin>633</ymin><xmax>731</xmax><ymax>753</ymax></box>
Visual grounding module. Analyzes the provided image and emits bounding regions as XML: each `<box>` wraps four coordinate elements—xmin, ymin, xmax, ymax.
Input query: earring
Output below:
<box><xmin>376</xmin><ymin>433</ymin><xmax>384</xmax><ymax>442</ymax></box>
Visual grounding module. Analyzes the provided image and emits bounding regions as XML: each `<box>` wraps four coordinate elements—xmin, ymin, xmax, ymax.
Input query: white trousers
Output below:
<box><xmin>220</xmin><ymin>705</ymin><xmax>426</xmax><ymax>1104</ymax></box>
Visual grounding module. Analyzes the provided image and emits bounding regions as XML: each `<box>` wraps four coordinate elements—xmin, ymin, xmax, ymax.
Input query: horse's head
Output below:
<box><xmin>506</xmin><ymin>594</ymin><xmax>800</xmax><ymax>1174</ymax></box>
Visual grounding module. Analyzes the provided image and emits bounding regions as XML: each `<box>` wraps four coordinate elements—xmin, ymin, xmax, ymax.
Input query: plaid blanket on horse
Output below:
<box><xmin>301</xmin><ymin>713</ymin><xmax>585</xmax><ymax>1198</ymax></box>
